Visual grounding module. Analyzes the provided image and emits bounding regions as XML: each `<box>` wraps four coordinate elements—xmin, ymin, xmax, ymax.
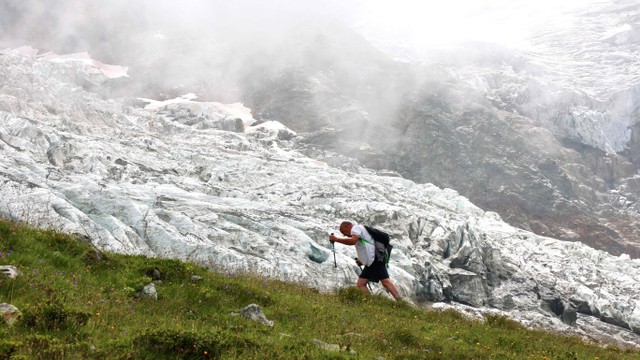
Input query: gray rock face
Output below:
<box><xmin>368</xmin><ymin>5</ymin><xmax>640</xmax><ymax>257</ymax></box>
<box><xmin>1</xmin><ymin>2</ymin><xmax>639</xmax><ymax>263</ymax></box>
<box><xmin>243</xmin><ymin>38</ymin><xmax>640</xmax><ymax>261</ymax></box>
<box><xmin>383</xmin><ymin>88</ymin><xmax>640</xmax><ymax>259</ymax></box>
<box><xmin>1</xmin><ymin>48</ymin><xmax>640</xmax><ymax>348</ymax></box>
<box><xmin>196</xmin><ymin>11</ymin><xmax>640</xmax><ymax>261</ymax></box>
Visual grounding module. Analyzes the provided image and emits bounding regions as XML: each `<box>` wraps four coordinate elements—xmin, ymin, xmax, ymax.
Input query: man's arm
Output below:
<box><xmin>329</xmin><ymin>234</ymin><xmax>359</xmax><ymax>246</ymax></box>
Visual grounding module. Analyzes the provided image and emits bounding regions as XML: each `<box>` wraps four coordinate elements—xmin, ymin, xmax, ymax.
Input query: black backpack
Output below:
<box><xmin>364</xmin><ymin>225</ymin><xmax>393</xmax><ymax>267</ymax></box>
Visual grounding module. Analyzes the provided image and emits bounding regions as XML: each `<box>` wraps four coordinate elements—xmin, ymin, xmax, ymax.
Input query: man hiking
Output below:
<box><xmin>329</xmin><ymin>221</ymin><xmax>402</xmax><ymax>300</ymax></box>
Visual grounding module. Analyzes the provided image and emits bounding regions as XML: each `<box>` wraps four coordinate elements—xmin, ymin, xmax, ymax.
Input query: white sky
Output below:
<box><xmin>2</xmin><ymin>0</ymin><xmax>618</xmax><ymax>62</ymax></box>
<box><xmin>62</xmin><ymin>0</ymin><xmax>612</xmax><ymax>50</ymax></box>
<box><xmin>351</xmin><ymin>0</ymin><xmax>608</xmax><ymax>47</ymax></box>
<box><xmin>118</xmin><ymin>0</ymin><xmax>606</xmax><ymax>46</ymax></box>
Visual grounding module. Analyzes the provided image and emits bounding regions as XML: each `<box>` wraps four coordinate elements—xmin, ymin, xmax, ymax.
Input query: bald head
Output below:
<box><xmin>339</xmin><ymin>221</ymin><xmax>353</xmax><ymax>236</ymax></box>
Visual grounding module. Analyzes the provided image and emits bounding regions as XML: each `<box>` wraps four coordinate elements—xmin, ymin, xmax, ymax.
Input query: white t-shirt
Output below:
<box><xmin>351</xmin><ymin>224</ymin><xmax>376</xmax><ymax>267</ymax></box>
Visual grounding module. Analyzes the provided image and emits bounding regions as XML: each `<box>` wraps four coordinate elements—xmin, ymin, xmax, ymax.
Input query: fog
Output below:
<box><xmin>0</xmin><ymin>1</ymin><xmax>362</xmax><ymax>56</ymax></box>
<box><xmin>0</xmin><ymin>0</ymin><xmax>608</xmax><ymax>54</ymax></box>
<box><xmin>1</xmin><ymin>0</ymin><xmax>631</xmax><ymax>144</ymax></box>
<box><xmin>0</xmin><ymin>1</ymin><xmax>370</xmax><ymax>100</ymax></box>
<box><xmin>357</xmin><ymin>0</ymin><xmax>605</xmax><ymax>47</ymax></box>
<box><xmin>0</xmin><ymin>0</ymin><xmax>632</xmax><ymax>124</ymax></box>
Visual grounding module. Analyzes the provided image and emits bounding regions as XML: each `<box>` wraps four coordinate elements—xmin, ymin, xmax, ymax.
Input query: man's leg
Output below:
<box><xmin>380</xmin><ymin>278</ymin><xmax>401</xmax><ymax>300</ymax></box>
<box><xmin>356</xmin><ymin>277</ymin><xmax>370</xmax><ymax>293</ymax></box>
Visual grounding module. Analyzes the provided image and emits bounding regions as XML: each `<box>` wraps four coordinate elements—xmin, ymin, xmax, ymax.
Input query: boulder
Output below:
<box><xmin>312</xmin><ymin>339</ymin><xmax>340</xmax><ymax>352</ymax></box>
<box><xmin>145</xmin><ymin>268</ymin><xmax>162</xmax><ymax>281</ymax></box>
<box><xmin>139</xmin><ymin>283</ymin><xmax>158</xmax><ymax>300</ymax></box>
<box><xmin>0</xmin><ymin>303</ymin><xmax>21</xmax><ymax>326</ymax></box>
<box><xmin>239</xmin><ymin>304</ymin><xmax>273</xmax><ymax>327</ymax></box>
<box><xmin>0</xmin><ymin>266</ymin><xmax>19</xmax><ymax>279</ymax></box>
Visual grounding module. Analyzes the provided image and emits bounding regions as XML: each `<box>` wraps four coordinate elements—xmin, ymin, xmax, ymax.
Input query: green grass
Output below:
<box><xmin>1</xmin><ymin>218</ymin><xmax>639</xmax><ymax>359</ymax></box>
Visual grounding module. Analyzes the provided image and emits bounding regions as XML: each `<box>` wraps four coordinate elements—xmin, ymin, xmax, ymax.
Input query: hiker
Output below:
<box><xmin>329</xmin><ymin>221</ymin><xmax>402</xmax><ymax>300</ymax></box>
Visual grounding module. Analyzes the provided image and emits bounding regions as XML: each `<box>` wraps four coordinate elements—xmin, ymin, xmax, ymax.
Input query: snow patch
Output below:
<box><xmin>38</xmin><ymin>52</ymin><xmax>129</xmax><ymax>79</ymax></box>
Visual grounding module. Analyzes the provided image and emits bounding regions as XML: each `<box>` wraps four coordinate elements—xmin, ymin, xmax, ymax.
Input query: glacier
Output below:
<box><xmin>1</xmin><ymin>47</ymin><xmax>640</xmax><ymax>348</ymax></box>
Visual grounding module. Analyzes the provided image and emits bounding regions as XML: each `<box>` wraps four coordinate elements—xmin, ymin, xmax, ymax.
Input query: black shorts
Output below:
<box><xmin>359</xmin><ymin>260</ymin><xmax>389</xmax><ymax>283</ymax></box>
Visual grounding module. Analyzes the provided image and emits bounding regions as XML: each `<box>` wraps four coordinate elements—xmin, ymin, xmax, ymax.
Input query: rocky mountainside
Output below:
<box><xmin>221</xmin><ymin>10</ymin><xmax>640</xmax><ymax>260</ymax></box>
<box><xmin>1</xmin><ymin>48</ymin><xmax>640</xmax><ymax>348</ymax></box>
<box><xmin>2</xmin><ymin>0</ymin><xmax>640</xmax><ymax>261</ymax></box>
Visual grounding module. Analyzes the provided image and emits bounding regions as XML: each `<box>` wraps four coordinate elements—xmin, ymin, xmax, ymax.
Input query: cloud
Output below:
<box><xmin>355</xmin><ymin>0</ymin><xmax>608</xmax><ymax>47</ymax></box>
<box><xmin>0</xmin><ymin>0</ymin><xmax>609</xmax><ymax>60</ymax></box>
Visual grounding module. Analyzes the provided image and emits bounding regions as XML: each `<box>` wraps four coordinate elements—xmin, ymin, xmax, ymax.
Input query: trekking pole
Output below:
<box><xmin>329</xmin><ymin>233</ymin><xmax>340</xmax><ymax>290</ymax></box>
<box><xmin>330</xmin><ymin>233</ymin><xmax>337</xmax><ymax>268</ymax></box>
<box><xmin>355</xmin><ymin>258</ymin><xmax>373</xmax><ymax>291</ymax></box>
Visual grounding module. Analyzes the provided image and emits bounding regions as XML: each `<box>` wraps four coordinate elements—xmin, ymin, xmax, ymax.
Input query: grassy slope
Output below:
<box><xmin>0</xmin><ymin>218</ymin><xmax>639</xmax><ymax>359</ymax></box>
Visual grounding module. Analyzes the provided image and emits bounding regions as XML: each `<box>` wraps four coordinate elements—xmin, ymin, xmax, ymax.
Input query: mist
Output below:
<box><xmin>2</xmin><ymin>0</ymin><xmax>635</xmax><ymax>143</ymax></box>
<box><xmin>0</xmin><ymin>0</ymin><xmax>364</xmax><ymax>66</ymax></box>
<box><xmin>0</xmin><ymin>1</ymin><xmax>358</xmax><ymax>98</ymax></box>
<box><xmin>0</xmin><ymin>0</ymin><xmax>610</xmax><ymax>98</ymax></box>
<box><xmin>2</xmin><ymin>0</ymin><xmax>630</xmax><ymax>160</ymax></box>
<box><xmin>1</xmin><ymin>0</ymin><xmax>620</xmax><ymax>105</ymax></box>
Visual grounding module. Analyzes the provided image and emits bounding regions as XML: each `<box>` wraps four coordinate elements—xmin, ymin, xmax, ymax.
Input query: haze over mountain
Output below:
<box><xmin>5</xmin><ymin>0</ymin><xmax>640</xmax><ymax>258</ymax></box>
<box><xmin>2</xmin><ymin>0</ymin><xmax>640</xmax><ymax>349</ymax></box>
